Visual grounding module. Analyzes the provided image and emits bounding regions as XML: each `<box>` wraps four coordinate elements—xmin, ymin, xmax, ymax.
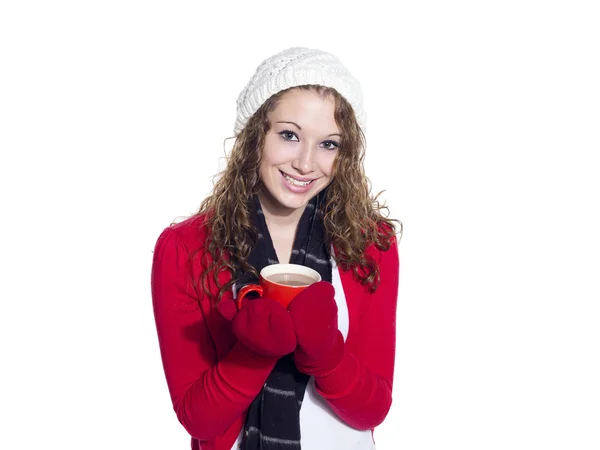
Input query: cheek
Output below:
<box><xmin>321</xmin><ymin>153</ymin><xmax>338</xmax><ymax>176</ymax></box>
<box><xmin>258</xmin><ymin>159</ymin><xmax>273</xmax><ymax>182</ymax></box>
<box><xmin>261</xmin><ymin>140</ymin><xmax>287</xmax><ymax>166</ymax></box>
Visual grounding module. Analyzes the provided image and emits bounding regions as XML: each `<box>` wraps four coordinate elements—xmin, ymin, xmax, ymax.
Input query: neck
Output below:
<box><xmin>257</xmin><ymin>191</ymin><xmax>306</xmax><ymax>232</ymax></box>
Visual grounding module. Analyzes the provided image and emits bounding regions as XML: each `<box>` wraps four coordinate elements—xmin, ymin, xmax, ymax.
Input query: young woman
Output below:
<box><xmin>151</xmin><ymin>47</ymin><xmax>401</xmax><ymax>450</ymax></box>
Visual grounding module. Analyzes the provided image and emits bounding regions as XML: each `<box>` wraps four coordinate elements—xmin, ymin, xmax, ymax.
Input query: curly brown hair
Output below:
<box><xmin>195</xmin><ymin>85</ymin><xmax>401</xmax><ymax>304</ymax></box>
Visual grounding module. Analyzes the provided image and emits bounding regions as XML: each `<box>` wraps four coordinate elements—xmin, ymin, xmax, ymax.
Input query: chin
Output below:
<box><xmin>276</xmin><ymin>192</ymin><xmax>312</xmax><ymax>211</ymax></box>
<box><xmin>284</xmin><ymin>185</ymin><xmax>327</xmax><ymax>207</ymax></box>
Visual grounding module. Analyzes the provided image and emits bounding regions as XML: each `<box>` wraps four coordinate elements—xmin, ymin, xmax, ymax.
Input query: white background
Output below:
<box><xmin>1</xmin><ymin>1</ymin><xmax>599</xmax><ymax>449</ymax></box>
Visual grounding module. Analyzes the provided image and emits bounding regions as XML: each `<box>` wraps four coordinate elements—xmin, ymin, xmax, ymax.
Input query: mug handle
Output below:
<box><xmin>236</xmin><ymin>284</ymin><xmax>263</xmax><ymax>310</ymax></box>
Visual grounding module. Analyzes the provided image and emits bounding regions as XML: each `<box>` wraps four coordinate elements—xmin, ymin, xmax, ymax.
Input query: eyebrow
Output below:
<box><xmin>276</xmin><ymin>121</ymin><xmax>302</xmax><ymax>130</ymax></box>
<box><xmin>276</xmin><ymin>121</ymin><xmax>341</xmax><ymax>137</ymax></box>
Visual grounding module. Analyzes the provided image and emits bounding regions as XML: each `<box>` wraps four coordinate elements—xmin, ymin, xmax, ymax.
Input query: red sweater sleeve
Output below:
<box><xmin>151</xmin><ymin>227</ymin><xmax>276</xmax><ymax>441</ymax></box>
<box><xmin>315</xmin><ymin>238</ymin><xmax>400</xmax><ymax>430</ymax></box>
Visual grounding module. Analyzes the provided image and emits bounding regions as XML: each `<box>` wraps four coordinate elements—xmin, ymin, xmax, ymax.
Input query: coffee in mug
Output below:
<box><xmin>265</xmin><ymin>272</ymin><xmax>317</xmax><ymax>287</ymax></box>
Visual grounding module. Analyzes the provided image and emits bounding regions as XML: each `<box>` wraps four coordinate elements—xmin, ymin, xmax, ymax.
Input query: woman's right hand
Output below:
<box><xmin>230</xmin><ymin>297</ymin><xmax>297</xmax><ymax>358</ymax></box>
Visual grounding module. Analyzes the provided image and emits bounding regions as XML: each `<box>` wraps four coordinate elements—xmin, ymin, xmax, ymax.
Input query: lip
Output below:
<box><xmin>279</xmin><ymin>170</ymin><xmax>316</xmax><ymax>194</ymax></box>
<box><xmin>279</xmin><ymin>170</ymin><xmax>315</xmax><ymax>183</ymax></box>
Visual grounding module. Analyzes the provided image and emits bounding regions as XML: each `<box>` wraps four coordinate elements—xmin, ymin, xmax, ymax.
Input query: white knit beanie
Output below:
<box><xmin>234</xmin><ymin>47</ymin><xmax>365</xmax><ymax>135</ymax></box>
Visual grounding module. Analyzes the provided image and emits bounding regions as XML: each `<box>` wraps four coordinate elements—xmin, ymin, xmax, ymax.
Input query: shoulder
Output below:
<box><xmin>152</xmin><ymin>213</ymin><xmax>214</xmax><ymax>289</ymax></box>
<box><xmin>156</xmin><ymin>213</ymin><xmax>210</xmax><ymax>252</ymax></box>
<box><xmin>364</xmin><ymin>223</ymin><xmax>400</xmax><ymax>267</ymax></box>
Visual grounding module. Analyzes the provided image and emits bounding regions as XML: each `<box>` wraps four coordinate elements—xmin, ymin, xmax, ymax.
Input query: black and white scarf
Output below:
<box><xmin>234</xmin><ymin>192</ymin><xmax>332</xmax><ymax>450</ymax></box>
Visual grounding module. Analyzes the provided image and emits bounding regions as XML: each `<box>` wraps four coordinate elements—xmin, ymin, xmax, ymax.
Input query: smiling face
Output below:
<box><xmin>258</xmin><ymin>88</ymin><xmax>340</xmax><ymax>217</ymax></box>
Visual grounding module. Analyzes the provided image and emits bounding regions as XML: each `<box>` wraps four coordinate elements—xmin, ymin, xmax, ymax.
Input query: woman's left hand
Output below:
<box><xmin>287</xmin><ymin>281</ymin><xmax>344</xmax><ymax>376</ymax></box>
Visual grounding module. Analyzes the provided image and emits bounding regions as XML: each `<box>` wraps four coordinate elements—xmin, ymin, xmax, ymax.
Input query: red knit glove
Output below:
<box><xmin>288</xmin><ymin>281</ymin><xmax>344</xmax><ymax>376</ymax></box>
<box><xmin>229</xmin><ymin>297</ymin><xmax>297</xmax><ymax>359</ymax></box>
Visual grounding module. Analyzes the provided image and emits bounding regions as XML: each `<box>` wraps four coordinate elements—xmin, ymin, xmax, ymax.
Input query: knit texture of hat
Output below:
<box><xmin>234</xmin><ymin>47</ymin><xmax>365</xmax><ymax>135</ymax></box>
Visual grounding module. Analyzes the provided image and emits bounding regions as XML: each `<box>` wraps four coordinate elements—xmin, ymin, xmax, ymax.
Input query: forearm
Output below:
<box><xmin>173</xmin><ymin>342</ymin><xmax>276</xmax><ymax>441</ymax></box>
<box><xmin>316</xmin><ymin>236</ymin><xmax>399</xmax><ymax>430</ymax></box>
<box><xmin>314</xmin><ymin>345</ymin><xmax>392</xmax><ymax>430</ymax></box>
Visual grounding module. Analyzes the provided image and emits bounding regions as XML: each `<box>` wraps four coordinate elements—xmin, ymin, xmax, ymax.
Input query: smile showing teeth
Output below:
<box><xmin>282</xmin><ymin>172</ymin><xmax>312</xmax><ymax>186</ymax></box>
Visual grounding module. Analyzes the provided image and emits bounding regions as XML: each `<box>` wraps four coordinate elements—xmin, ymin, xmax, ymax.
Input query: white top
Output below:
<box><xmin>231</xmin><ymin>256</ymin><xmax>375</xmax><ymax>449</ymax></box>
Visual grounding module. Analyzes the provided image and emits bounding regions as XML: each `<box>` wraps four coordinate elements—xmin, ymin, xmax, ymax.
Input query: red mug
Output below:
<box><xmin>236</xmin><ymin>263</ymin><xmax>321</xmax><ymax>310</ymax></box>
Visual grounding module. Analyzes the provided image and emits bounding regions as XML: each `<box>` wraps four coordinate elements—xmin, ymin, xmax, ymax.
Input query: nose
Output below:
<box><xmin>291</xmin><ymin>142</ymin><xmax>316</xmax><ymax>175</ymax></box>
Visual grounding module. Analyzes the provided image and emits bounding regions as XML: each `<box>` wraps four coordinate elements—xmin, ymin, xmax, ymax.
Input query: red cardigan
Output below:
<box><xmin>151</xmin><ymin>214</ymin><xmax>400</xmax><ymax>450</ymax></box>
